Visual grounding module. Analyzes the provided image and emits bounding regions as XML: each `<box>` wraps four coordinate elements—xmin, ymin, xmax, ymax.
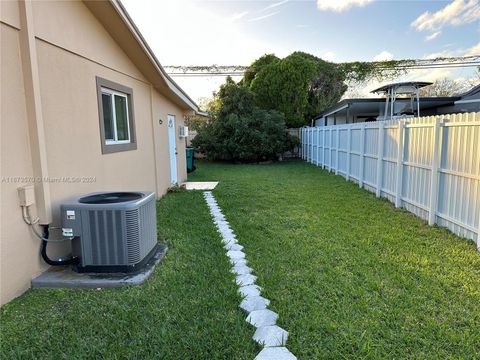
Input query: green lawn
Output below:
<box><xmin>0</xmin><ymin>191</ymin><xmax>257</xmax><ymax>359</ymax></box>
<box><xmin>1</xmin><ymin>161</ymin><xmax>479</xmax><ymax>359</ymax></box>
<box><xmin>190</xmin><ymin>160</ymin><xmax>480</xmax><ymax>359</ymax></box>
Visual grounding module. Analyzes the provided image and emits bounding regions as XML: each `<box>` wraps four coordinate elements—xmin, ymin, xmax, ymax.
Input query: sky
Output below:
<box><xmin>122</xmin><ymin>0</ymin><xmax>480</xmax><ymax>103</ymax></box>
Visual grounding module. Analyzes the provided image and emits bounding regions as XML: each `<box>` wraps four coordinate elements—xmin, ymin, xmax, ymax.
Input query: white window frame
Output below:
<box><xmin>101</xmin><ymin>87</ymin><xmax>131</xmax><ymax>145</ymax></box>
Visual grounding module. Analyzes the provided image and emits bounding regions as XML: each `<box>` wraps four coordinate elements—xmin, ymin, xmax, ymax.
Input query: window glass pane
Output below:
<box><xmin>114</xmin><ymin>95</ymin><xmax>129</xmax><ymax>141</ymax></box>
<box><xmin>102</xmin><ymin>93</ymin><xmax>114</xmax><ymax>141</ymax></box>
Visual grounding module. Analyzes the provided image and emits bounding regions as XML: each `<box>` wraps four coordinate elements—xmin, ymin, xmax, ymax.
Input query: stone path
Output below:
<box><xmin>203</xmin><ymin>192</ymin><xmax>296</xmax><ymax>360</ymax></box>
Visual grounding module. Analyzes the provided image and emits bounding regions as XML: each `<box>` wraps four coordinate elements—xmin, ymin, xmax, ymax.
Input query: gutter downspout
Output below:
<box><xmin>18</xmin><ymin>0</ymin><xmax>52</xmax><ymax>224</ymax></box>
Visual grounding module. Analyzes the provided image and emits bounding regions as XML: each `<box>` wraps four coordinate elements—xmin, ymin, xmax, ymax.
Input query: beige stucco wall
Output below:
<box><xmin>1</xmin><ymin>22</ymin><xmax>49</xmax><ymax>305</ymax></box>
<box><xmin>1</xmin><ymin>0</ymin><xmax>188</xmax><ymax>305</ymax></box>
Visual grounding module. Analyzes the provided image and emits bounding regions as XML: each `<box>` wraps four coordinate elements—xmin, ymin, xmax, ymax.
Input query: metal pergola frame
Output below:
<box><xmin>371</xmin><ymin>81</ymin><xmax>433</xmax><ymax>120</ymax></box>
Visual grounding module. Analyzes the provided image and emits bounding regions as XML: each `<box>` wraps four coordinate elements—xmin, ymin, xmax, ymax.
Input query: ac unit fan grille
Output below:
<box><xmin>88</xmin><ymin>210</ymin><xmax>125</xmax><ymax>265</ymax></box>
<box><xmin>126</xmin><ymin>209</ymin><xmax>141</xmax><ymax>264</ymax></box>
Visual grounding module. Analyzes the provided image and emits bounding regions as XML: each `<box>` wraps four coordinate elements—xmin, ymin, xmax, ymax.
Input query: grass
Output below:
<box><xmin>0</xmin><ymin>191</ymin><xmax>257</xmax><ymax>359</ymax></box>
<box><xmin>190</xmin><ymin>160</ymin><xmax>480</xmax><ymax>359</ymax></box>
<box><xmin>2</xmin><ymin>161</ymin><xmax>479</xmax><ymax>359</ymax></box>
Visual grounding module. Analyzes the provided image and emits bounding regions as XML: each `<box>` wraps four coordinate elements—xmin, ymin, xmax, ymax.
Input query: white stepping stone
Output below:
<box><xmin>240</xmin><ymin>296</ymin><xmax>270</xmax><ymax>313</ymax></box>
<box><xmin>253</xmin><ymin>325</ymin><xmax>288</xmax><ymax>347</ymax></box>
<box><xmin>223</xmin><ymin>238</ymin><xmax>237</xmax><ymax>245</ymax></box>
<box><xmin>236</xmin><ymin>274</ymin><xmax>257</xmax><ymax>286</ymax></box>
<box><xmin>239</xmin><ymin>284</ymin><xmax>261</xmax><ymax>298</ymax></box>
<box><xmin>222</xmin><ymin>236</ymin><xmax>237</xmax><ymax>244</ymax></box>
<box><xmin>226</xmin><ymin>250</ymin><xmax>245</xmax><ymax>260</ymax></box>
<box><xmin>232</xmin><ymin>264</ymin><xmax>253</xmax><ymax>275</ymax></box>
<box><xmin>218</xmin><ymin>224</ymin><xmax>231</xmax><ymax>232</ymax></box>
<box><xmin>218</xmin><ymin>225</ymin><xmax>233</xmax><ymax>233</ymax></box>
<box><xmin>222</xmin><ymin>236</ymin><xmax>236</xmax><ymax>245</ymax></box>
<box><xmin>225</xmin><ymin>243</ymin><xmax>243</xmax><ymax>251</ymax></box>
<box><xmin>220</xmin><ymin>231</ymin><xmax>237</xmax><ymax>241</ymax></box>
<box><xmin>254</xmin><ymin>347</ymin><xmax>297</xmax><ymax>360</ymax></box>
<box><xmin>231</xmin><ymin>257</ymin><xmax>247</xmax><ymax>266</ymax></box>
<box><xmin>246</xmin><ymin>309</ymin><xmax>278</xmax><ymax>327</ymax></box>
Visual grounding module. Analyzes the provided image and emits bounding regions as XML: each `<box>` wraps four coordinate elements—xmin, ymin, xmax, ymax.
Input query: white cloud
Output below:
<box><xmin>373</xmin><ymin>51</ymin><xmax>393</xmax><ymax>61</ymax></box>
<box><xmin>248</xmin><ymin>11</ymin><xmax>280</xmax><ymax>22</ymax></box>
<box><xmin>422</xmin><ymin>42</ymin><xmax>480</xmax><ymax>59</ymax></box>
<box><xmin>401</xmin><ymin>43</ymin><xmax>480</xmax><ymax>84</ymax></box>
<box><xmin>316</xmin><ymin>0</ymin><xmax>374</xmax><ymax>12</ymax></box>
<box><xmin>425</xmin><ymin>31</ymin><xmax>441</xmax><ymax>41</ymax></box>
<box><xmin>411</xmin><ymin>0</ymin><xmax>480</xmax><ymax>39</ymax></box>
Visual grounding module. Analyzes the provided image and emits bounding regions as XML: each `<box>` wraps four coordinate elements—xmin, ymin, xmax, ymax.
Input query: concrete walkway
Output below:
<box><xmin>183</xmin><ymin>181</ymin><xmax>219</xmax><ymax>190</ymax></box>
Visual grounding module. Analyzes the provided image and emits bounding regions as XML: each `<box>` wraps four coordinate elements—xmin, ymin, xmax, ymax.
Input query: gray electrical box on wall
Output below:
<box><xmin>61</xmin><ymin>191</ymin><xmax>157</xmax><ymax>273</ymax></box>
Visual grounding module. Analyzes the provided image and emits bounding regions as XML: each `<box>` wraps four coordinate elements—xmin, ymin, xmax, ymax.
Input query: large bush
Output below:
<box><xmin>248</xmin><ymin>52</ymin><xmax>347</xmax><ymax>127</ymax></box>
<box><xmin>241</xmin><ymin>54</ymin><xmax>280</xmax><ymax>87</ymax></box>
<box><xmin>192</xmin><ymin>78</ymin><xmax>296</xmax><ymax>162</ymax></box>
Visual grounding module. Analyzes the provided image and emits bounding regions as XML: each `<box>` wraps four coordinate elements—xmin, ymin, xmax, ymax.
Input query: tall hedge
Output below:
<box><xmin>192</xmin><ymin>78</ymin><xmax>296</xmax><ymax>162</ymax></box>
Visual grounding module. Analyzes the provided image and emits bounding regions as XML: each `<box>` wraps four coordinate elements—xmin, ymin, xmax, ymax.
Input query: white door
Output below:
<box><xmin>167</xmin><ymin>114</ymin><xmax>178</xmax><ymax>185</ymax></box>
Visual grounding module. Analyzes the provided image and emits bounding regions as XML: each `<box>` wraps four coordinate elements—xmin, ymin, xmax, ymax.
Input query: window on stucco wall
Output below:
<box><xmin>96</xmin><ymin>77</ymin><xmax>136</xmax><ymax>154</ymax></box>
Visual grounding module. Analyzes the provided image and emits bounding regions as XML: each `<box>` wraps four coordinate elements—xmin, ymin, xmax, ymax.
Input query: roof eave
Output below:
<box><xmin>84</xmin><ymin>0</ymin><xmax>198</xmax><ymax>112</ymax></box>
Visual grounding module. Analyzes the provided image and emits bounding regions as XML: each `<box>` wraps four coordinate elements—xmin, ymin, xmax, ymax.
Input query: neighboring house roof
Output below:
<box><xmin>84</xmin><ymin>0</ymin><xmax>198</xmax><ymax>112</ymax></box>
<box><xmin>314</xmin><ymin>83</ymin><xmax>480</xmax><ymax>120</ymax></box>
<box><xmin>459</xmin><ymin>83</ymin><xmax>480</xmax><ymax>98</ymax></box>
<box><xmin>371</xmin><ymin>81</ymin><xmax>433</xmax><ymax>94</ymax></box>
<box><xmin>455</xmin><ymin>84</ymin><xmax>480</xmax><ymax>104</ymax></box>
<box><xmin>315</xmin><ymin>96</ymin><xmax>460</xmax><ymax>120</ymax></box>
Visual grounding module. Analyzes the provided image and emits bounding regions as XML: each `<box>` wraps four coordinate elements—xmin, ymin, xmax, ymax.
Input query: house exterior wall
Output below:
<box><xmin>1</xmin><ymin>0</ymin><xmax>188</xmax><ymax>305</ymax></box>
<box><xmin>1</xmin><ymin>20</ymin><xmax>47</xmax><ymax>306</ymax></box>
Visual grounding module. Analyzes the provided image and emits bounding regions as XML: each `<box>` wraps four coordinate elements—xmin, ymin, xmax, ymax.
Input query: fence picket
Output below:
<box><xmin>376</xmin><ymin>123</ymin><xmax>384</xmax><ymax>197</ymax></box>
<box><xmin>346</xmin><ymin>127</ymin><xmax>351</xmax><ymax>181</ymax></box>
<box><xmin>359</xmin><ymin>124</ymin><xmax>366</xmax><ymax>188</ymax></box>
<box><xmin>428</xmin><ymin>118</ymin><xmax>443</xmax><ymax>225</ymax></box>
<box><xmin>336</xmin><ymin>128</ymin><xmax>340</xmax><ymax>175</ymax></box>
<box><xmin>322</xmin><ymin>129</ymin><xmax>326</xmax><ymax>169</ymax></box>
<box><xmin>477</xmin><ymin>203</ymin><xmax>480</xmax><ymax>250</ymax></box>
<box><xmin>395</xmin><ymin>121</ymin><xmax>405</xmax><ymax>208</ymax></box>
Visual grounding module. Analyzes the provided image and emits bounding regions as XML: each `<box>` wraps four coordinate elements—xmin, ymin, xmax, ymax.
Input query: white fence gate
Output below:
<box><xmin>300</xmin><ymin>113</ymin><xmax>480</xmax><ymax>248</ymax></box>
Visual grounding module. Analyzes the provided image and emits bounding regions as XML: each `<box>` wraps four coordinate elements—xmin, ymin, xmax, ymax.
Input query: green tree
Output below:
<box><xmin>248</xmin><ymin>52</ymin><xmax>347</xmax><ymax>127</ymax></box>
<box><xmin>192</xmin><ymin>77</ymin><xmax>296</xmax><ymax>162</ymax></box>
<box><xmin>241</xmin><ymin>54</ymin><xmax>279</xmax><ymax>87</ymax></box>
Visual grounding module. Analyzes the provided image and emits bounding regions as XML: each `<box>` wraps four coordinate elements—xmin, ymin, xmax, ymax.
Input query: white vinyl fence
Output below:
<box><xmin>301</xmin><ymin>113</ymin><xmax>480</xmax><ymax>248</ymax></box>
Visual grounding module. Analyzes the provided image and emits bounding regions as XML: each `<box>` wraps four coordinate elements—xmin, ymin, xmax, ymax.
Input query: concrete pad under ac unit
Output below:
<box><xmin>32</xmin><ymin>245</ymin><xmax>167</xmax><ymax>289</ymax></box>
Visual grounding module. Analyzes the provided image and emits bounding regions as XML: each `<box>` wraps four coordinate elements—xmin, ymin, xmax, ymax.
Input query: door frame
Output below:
<box><xmin>167</xmin><ymin>114</ymin><xmax>177</xmax><ymax>185</ymax></box>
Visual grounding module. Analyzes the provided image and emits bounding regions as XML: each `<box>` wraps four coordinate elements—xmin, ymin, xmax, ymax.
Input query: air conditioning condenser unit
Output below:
<box><xmin>61</xmin><ymin>191</ymin><xmax>157</xmax><ymax>273</ymax></box>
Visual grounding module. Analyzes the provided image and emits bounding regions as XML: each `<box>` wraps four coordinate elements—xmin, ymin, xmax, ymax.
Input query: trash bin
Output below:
<box><xmin>186</xmin><ymin>147</ymin><xmax>196</xmax><ymax>173</ymax></box>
